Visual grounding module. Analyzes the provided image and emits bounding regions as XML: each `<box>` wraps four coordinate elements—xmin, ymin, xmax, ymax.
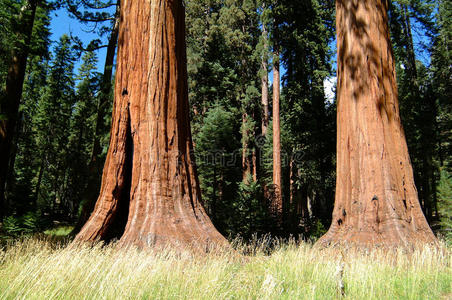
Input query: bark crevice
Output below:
<box><xmin>103</xmin><ymin>107</ymin><xmax>133</xmax><ymax>243</ymax></box>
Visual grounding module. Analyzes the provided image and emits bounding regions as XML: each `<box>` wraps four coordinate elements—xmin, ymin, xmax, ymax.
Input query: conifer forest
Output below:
<box><xmin>0</xmin><ymin>0</ymin><xmax>451</xmax><ymax>298</ymax></box>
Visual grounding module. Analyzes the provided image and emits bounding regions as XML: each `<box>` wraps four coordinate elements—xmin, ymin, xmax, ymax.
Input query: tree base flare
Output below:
<box><xmin>316</xmin><ymin>227</ymin><xmax>438</xmax><ymax>250</ymax></box>
<box><xmin>72</xmin><ymin>0</ymin><xmax>227</xmax><ymax>253</ymax></box>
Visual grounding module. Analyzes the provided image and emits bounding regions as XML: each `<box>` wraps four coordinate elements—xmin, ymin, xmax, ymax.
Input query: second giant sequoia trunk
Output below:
<box><xmin>74</xmin><ymin>0</ymin><xmax>227</xmax><ymax>251</ymax></box>
<box><xmin>316</xmin><ymin>0</ymin><xmax>437</xmax><ymax>248</ymax></box>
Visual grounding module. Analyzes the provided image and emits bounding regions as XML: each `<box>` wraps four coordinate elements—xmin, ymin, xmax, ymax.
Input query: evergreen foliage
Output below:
<box><xmin>0</xmin><ymin>0</ymin><xmax>449</xmax><ymax>241</ymax></box>
<box><xmin>432</xmin><ymin>0</ymin><xmax>452</xmax><ymax>172</ymax></box>
<box><xmin>437</xmin><ymin>169</ymin><xmax>452</xmax><ymax>242</ymax></box>
<box><xmin>33</xmin><ymin>35</ymin><xmax>76</xmax><ymax>217</ymax></box>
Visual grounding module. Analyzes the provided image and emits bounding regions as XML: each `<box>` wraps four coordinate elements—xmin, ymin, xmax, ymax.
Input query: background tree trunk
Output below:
<box><xmin>0</xmin><ymin>0</ymin><xmax>38</xmax><ymax>219</ymax></box>
<box><xmin>272</xmin><ymin>46</ymin><xmax>282</xmax><ymax>226</ymax></box>
<box><xmin>402</xmin><ymin>4</ymin><xmax>436</xmax><ymax>222</ymax></box>
<box><xmin>73</xmin><ymin>0</ymin><xmax>227</xmax><ymax>251</ymax></box>
<box><xmin>242</xmin><ymin>112</ymin><xmax>252</xmax><ymax>182</ymax></box>
<box><xmin>316</xmin><ymin>0</ymin><xmax>437</xmax><ymax>248</ymax></box>
<box><xmin>261</xmin><ymin>23</ymin><xmax>269</xmax><ymax>137</ymax></box>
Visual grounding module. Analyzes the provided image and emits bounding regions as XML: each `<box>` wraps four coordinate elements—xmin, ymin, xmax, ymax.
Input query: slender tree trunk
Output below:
<box><xmin>289</xmin><ymin>157</ymin><xmax>296</xmax><ymax>227</ymax></box>
<box><xmin>261</xmin><ymin>23</ymin><xmax>269</xmax><ymax>137</ymax></box>
<box><xmin>218</xmin><ymin>171</ymin><xmax>224</xmax><ymax>221</ymax></box>
<box><xmin>300</xmin><ymin>188</ymin><xmax>309</xmax><ymax>219</ymax></box>
<box><xmin>34</xmin><ymin>159</ymin><xmax>44</xmax><ymax>207</ymax></box>
<box><xmin>401</xmin><ymin>5</ymin><xmax>417</xmax><ymax>85</ymax></box>
<box><xmin>401</xmin><ymin>4</ymin><xmax>426</xmax><ymax>214</ymax></box>
<box><xmin>297</xmin><ymin>183</ymin><xmax>309</xmax><ymax>222</ymax></box>
<box><xmin>5</xmin><ymin>113</ymin><xmax>22</xmax><ymax>213</ymax></box>
<box><xmin>252</xmin><ymin>147</ymin><xmax>257</xmax><ymax>182</ymax></box>
<box><xmin>0</xmin><ymin>0</ymin><xmax>38</xmax><ymax>218</ymax></box>
<box><xmin>212</xmin><ymin>166</ymin><xmax>217</xmax><ymax>222</ymax></box>
<box><xmin>73</xmin><ymin>0</ymin><xmax>227</xmax><ymax>251</ymax></box>
<box><xmin>89</xmin><ymin>1</ymin><xmax>121</xmax><ymax>169</ymax></box>
<box><xmin>423</xmin><ymin>159</ymin><xmax>432</xmax><ymax>221</ymax></box>
<box><xmin>251</xmin><ymin>109</ymin><xmax>258</xmax><ymax>182</ymax></box>
<box><xmin>272</xmin><ymin>45</ymin><xmax>282</xmax><ymax>226</ymax></box>
<box><xmin>260</xmin><ymin>13</ymin><xmax>270</xmax><ymax>208</ymax></box>
<box><xmin>316</xmin><ymin>0</ymin><xmax>437</xmax><ymax>248</ymax></box>
<box><xmin>432</xmin><ymin>168</ymin><xmax>438</xmax><ymax>218</ymax></box>
<box><xmin>401</xmin><ymin>4</ymin><xmax>436</xmax><ymax>223</ymax></box>
<box><xmin>242</xmin><ymin>113</ymin><xmax>252</xmax><ymax>183</ymax></box>
<box><xmin>431</xmin><ymin>96</ymin><xmax>439</xmax><ymax>219</ymax></box>
<box><xmin>73</xmin><ymin>2</ymin><xmax>121</xmax><ymax>234</ymax></box>
<box><xmin>239</xmin><ymin>18</ymin><xmax>256</xmax><ymax>184</ymax></box>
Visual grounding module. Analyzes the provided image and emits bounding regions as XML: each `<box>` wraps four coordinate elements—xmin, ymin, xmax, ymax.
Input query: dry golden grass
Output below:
<box><xmin>0</xmin><ymin>237</ymin><xmax>450</xmax><ymax>299</ymax></box>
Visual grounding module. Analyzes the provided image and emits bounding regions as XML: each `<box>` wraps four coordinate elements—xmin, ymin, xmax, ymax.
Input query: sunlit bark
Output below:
<box><xmin>74</xmin><ymin>0</ymin><xmax>227</xmax><ymax>252</ymax></box>
<box><xmin>317</xmin><ymin>0</ymin><xmax>437</xmax><ymax>248</ymax></box>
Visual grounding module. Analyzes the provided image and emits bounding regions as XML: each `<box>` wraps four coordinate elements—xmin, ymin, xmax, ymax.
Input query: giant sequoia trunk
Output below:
<box><xmin>0</xmin><ymin>0</ymin><xmax>38</xmax><ymax>218</ymax></box>
<box><xmin>73</xmin><ymin>0</ymin><xmax>227</xmax><ymax>251</ymax></box>
<box><xmin>316</xmin><ymin>0</ymin><xmax>437</xmax><ymax>248</ymax></box>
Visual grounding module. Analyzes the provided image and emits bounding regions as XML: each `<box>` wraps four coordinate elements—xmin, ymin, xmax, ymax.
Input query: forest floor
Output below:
<box><xmin>0</xmin><ymin>232</ymin><xmax>450</xmax><ymax>300</ymax></box>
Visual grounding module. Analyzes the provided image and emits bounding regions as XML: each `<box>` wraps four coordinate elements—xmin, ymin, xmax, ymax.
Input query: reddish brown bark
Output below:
<box><xmin>252</xmin><ymin>148</ymin><xmax>257</xmax><ymax>182</ymax></box>
<box><xmin>316</xmin><ymin>0</ymin><xmax>437</xmax><ymax>248</ymax></box>
<box><xmin>242</xmin><ymin>113</ymin><xmax>258</xmax><ymax>183</ymax></box>
<box><xmin>272</xmin><ymin>47</ymin><xmax>282</xmax><ymax>225</ymax></box>
<box><xmin>288</xmin><ymin>157</ymin><xmax>296</xmax><ymax>226</ymax></box>
<box><xmin>242</xmin><ymin>113</ymin><xmax>252</xmax><ymax>183</ymax></box>
<box><xmin>73</xmin><ymin>0</ymin><xmax>227</xmax><ymax>252</ymax></box>
<box><xmin>261</xmin><ymin>23</ymin><xmax>269</xmax><ymax>137</ymax></box>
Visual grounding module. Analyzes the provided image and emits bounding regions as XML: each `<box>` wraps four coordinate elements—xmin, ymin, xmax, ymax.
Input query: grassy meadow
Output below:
<box><xmin>0</xmin><ymin>235</ymin><xmax>450</xmax><ymax>300</ymax></box>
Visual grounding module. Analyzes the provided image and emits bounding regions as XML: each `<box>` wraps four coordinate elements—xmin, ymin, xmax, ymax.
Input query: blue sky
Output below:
<box><xmin>50</xmin><ymin>8</ymin><xmax>112</xmax><ymax>72</ymax></box>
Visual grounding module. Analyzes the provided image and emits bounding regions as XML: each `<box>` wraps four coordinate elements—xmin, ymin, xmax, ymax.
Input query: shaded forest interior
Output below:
<box><xmin>0</xmin><ymin>0</ymin><xmax>451</xmax><ymax>243</ymax></box>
